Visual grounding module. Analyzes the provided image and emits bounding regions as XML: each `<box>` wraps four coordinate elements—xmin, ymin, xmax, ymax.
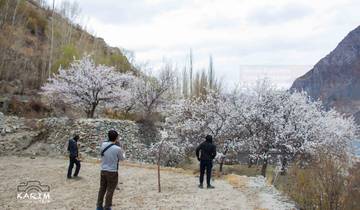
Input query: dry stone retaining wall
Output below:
<box><xmin>0</xmin><ymin>114</ymin><xmax>160</xmax><ymax>162</ymax></box>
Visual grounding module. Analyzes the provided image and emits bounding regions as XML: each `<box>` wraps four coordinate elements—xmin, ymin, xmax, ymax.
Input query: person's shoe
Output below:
<box><xmin>96</xmin><ymin>206</ymin><xmax>103</xmax><ymax>210</ymax></box>
<box><xmin>198</xmin><ymin>184</ymin><xmax>203</xmax><ymax>189</ymax></box>
<box><xmin>207</xmin><ymin>185</ymin><xmax>215</xmax><ymax>189</ymax></box>
<box><xmin>67</xmin><ymin>176</ymin><xmax>72</xmax><ymax>179</ymax></box>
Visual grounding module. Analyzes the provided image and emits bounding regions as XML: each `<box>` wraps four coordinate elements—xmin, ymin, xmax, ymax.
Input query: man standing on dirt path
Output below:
<box><xmin>96</xmin><ymin>130</ymin><xmax>125</xmax><ymax>210</ymax></box>
<box><xmin>67</xmin><ymin>134</ymin><xmax>81</xmax><ymax>179</ymax></box>
<box><xmin>196</xmin><ymin>135</ymin><xmax>217</xmax><ymax>189</ymax></box>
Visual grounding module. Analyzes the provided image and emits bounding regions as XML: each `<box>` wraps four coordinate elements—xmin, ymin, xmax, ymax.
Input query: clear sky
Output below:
<box><xmin>46</xmin><ymin>0</ymin><xmax>360</xmax><ymax>89</ymax></box>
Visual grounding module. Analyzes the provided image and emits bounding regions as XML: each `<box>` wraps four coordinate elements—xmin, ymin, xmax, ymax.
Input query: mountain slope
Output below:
<box><xmin>291</xmin><ymin>25</ymin><xmax>360</xmax><ymax>120</ymax></box>
<box><xmin>0</xmin><ymin>0</ymin><xmax>133</xmax><ymax>93</ymax></box>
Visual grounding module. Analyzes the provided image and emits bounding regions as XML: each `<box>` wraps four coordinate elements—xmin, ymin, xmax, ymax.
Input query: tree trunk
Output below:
<box><xmin>219</xmin><ymin>160</ymin><xmax>224</xmax><ymax>173</ymax></box>
<box><xmin>261</xmin><ymin>157</ymin><xmax>268</xmax><ymax>177</ymax></box>
<box><xmin>157</xmin><ymin>140</ymin><xmax>164</xmax><ymax>193</ymax></box>
<box><xmin>248</xmin><ymin>156</ymin><xmax>255</xmax><ymax>168</ymax></box>
<box><xmin>0</xmin><ymin>0</ymin><xmax>10</xmax><ymax>27</ymax></box>
<box><xmin>86</xmin><ymin>103</ymin><xmax>97</xmax><ymax>118</ymax></box>
<box><xmin>280</xmin><ymin>156</ymin><xmax>287</xmax><ymax>175</ymax></box>
<box><xmin>89</xmin><ymin>104</ymin><xmax>97</xmax><ymax>118</ymax></box>
<box><xmin>11</xmin><ymin>0</ymin><xmax>20</xmax><ymax>26</ymax></box>
<box><xmin>48</xmin><ymin>0</ymin><xmax>55</xmax><ymax>78</ymax></box>
<box><xmin>189</xmin><ymin>49</ymin><xmax>193</xmax><ymax>96</ymax></box>
<box><xmin>157</xmin><ymin>159</ymin><xmax>161</xmax><ymax>193</ymax></box>
<box><xmin>219</xmin><ymin>148</ymin><xmax>228</xmax><ymax>173</ymax></box>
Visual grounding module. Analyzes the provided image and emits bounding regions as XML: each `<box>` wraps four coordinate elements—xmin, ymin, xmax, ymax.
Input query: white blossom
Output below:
<box><xmin>41</xmin><ymin>56</ymin><xmax>135</xmax><ymax>118</ymax></box>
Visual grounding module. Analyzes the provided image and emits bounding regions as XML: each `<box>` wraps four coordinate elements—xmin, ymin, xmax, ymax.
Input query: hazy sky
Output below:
<box><xmin>47</xmin><ymin>0</ymin><xmax>360</xmax><ymax>89</ymax></box>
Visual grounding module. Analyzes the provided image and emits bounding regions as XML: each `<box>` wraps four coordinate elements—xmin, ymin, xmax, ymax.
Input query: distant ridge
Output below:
<box><xmin>291</xmin><ymin>25</ymin><xmax>360</xmax><ymax>123</ymax></box>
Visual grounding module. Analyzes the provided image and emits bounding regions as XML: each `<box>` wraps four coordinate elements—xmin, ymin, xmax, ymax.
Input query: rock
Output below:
<box><xmin>5</xmin><ymin>126</ymin><xmax>12</xmax><ymax>133</ymax></box>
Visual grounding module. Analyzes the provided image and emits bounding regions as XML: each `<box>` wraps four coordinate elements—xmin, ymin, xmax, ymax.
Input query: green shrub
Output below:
<box><xmin>0</xmin><ymin>0</ymin><xmax>6</xmax><ymax>9</ymax></box>
<box><xmin>96</xmin><ymin>53</ymin><xmax>132</xmax><ymax>73</ymax></box>
<box><xmin>52</xmin><ymin>44</ymin><xmax>79</xmax><ymax>72</ymax></box>
<box><xmin>25</xmin><ymin>7</ymin><xmax>47</xmax><ymax>35</ymax></box>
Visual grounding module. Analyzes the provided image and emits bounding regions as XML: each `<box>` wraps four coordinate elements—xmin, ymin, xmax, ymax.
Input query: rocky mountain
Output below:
<box><xmin>291</xmin><ymin>25</ymin><xmax>360</xmax><ymax>123</ymax></box>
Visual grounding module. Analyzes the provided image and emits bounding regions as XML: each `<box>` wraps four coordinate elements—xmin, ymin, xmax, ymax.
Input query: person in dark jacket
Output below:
<box><xmin>67</xmin><ymin>135</ymin><xmax>81</xmax><ymax>179</ymax></box>
<box><xmin>196</xmin><ymin>135</ymin><xmax>216</xmax><ymax>189</ymax></box>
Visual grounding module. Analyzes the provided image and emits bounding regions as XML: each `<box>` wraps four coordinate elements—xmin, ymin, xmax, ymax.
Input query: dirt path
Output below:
<box><xmin>0</xmin><ymin>156</ymin><xmax>295</xmax><ymax>210</ymax></box>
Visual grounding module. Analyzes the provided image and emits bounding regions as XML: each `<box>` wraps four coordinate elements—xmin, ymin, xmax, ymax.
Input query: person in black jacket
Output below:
<box><xmin>67</xmin><ymin>135</ymin><xmax>81</xmax><ymax>179</ymax></box>
<box><xmin>196</xmin><ymin>135</ymin><xmax>216</xmax><ymax>189</ymax></box>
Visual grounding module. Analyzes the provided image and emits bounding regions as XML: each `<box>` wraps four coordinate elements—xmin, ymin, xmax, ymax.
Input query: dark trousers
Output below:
<box><xmin>199</xmin><ymin>160</ymin><xmax>213</xmax><ymax>186</ymax></box>
<box><xmin>67</xmin><ymin>156</ymin><xmax>81</xmax><ymax>178</ymax></box>
<box><xmin>97</xmin><ymin>171</ymin><xmax>118</xmax><ymax>209</ymax></box>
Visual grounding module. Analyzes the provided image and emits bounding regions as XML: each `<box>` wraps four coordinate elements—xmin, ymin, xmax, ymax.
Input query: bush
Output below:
<box><xmin>284</xmin><ymin>152</ymin><xmax>358</xmax><ymax>210</ymax></box>
<box><xmin>0</xmin><ymin>0</ymin><xmax>6</xmax><ymax>9</ymax></box>
<box><xmin>52</xmin><ymin>44</ymin><xmax>79</xmax><ymax>72</ymax></box>
<box><xmin>96</xmin><ymin>53</ymin><xmax>132</xmax><ymax>73</ymax></box>
<box><xmin>103</xmin><ymin>108</ymin><xmax>139</xmax><ymax>121</ymax></box>
<box><xmin>343</xmin><ymin>162</ymin><xmax>360</xmax><ymax>210</ymax></box>
<box><xmin>8</xmin><ymin>97</ymin><xmax>51</xmax><ymax>118</ymax></box>
<box><xmin>25</xmin><ymin>7</ymin><xmax>47</xmax><ymax>35</ymax></box>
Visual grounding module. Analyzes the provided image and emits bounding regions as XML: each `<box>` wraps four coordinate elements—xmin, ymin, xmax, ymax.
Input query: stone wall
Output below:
<box><xmin>0</xmin><ymin>114</ymin><xmax>40</xmax><ymax>154</ymax></box>
<box><xmin>0</xmin><ymin>114</ymin><xmax>160</xmax><ymax>161</ymax></box>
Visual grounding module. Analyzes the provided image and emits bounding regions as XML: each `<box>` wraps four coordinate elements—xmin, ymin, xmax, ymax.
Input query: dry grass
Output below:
<box><xmin>279</xmin><ymin>153</ymin><xmax>360</xmax><ymax>210</ymax></box>
<box><xmin>224</xmin><ymin>174</ymin><xmax>248</xmax><ymax>189</ymax></box>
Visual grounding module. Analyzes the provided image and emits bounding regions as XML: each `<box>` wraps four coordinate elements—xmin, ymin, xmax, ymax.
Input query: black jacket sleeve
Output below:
<box><xmin>211</xmin><ymin>145</ymin><xmax>217</xmax><ymax>160</ymax></box>
<box><xmin>195</xmin><ymin>143</ymin><xmax>202</xmax><ymax>160</ymax></box>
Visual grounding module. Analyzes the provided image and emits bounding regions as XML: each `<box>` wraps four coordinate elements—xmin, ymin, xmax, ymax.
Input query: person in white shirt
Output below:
<box><xmin>96</xmin><ymin>130</ymin><xmax>125</xmax><ymax>210</ymax></box>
